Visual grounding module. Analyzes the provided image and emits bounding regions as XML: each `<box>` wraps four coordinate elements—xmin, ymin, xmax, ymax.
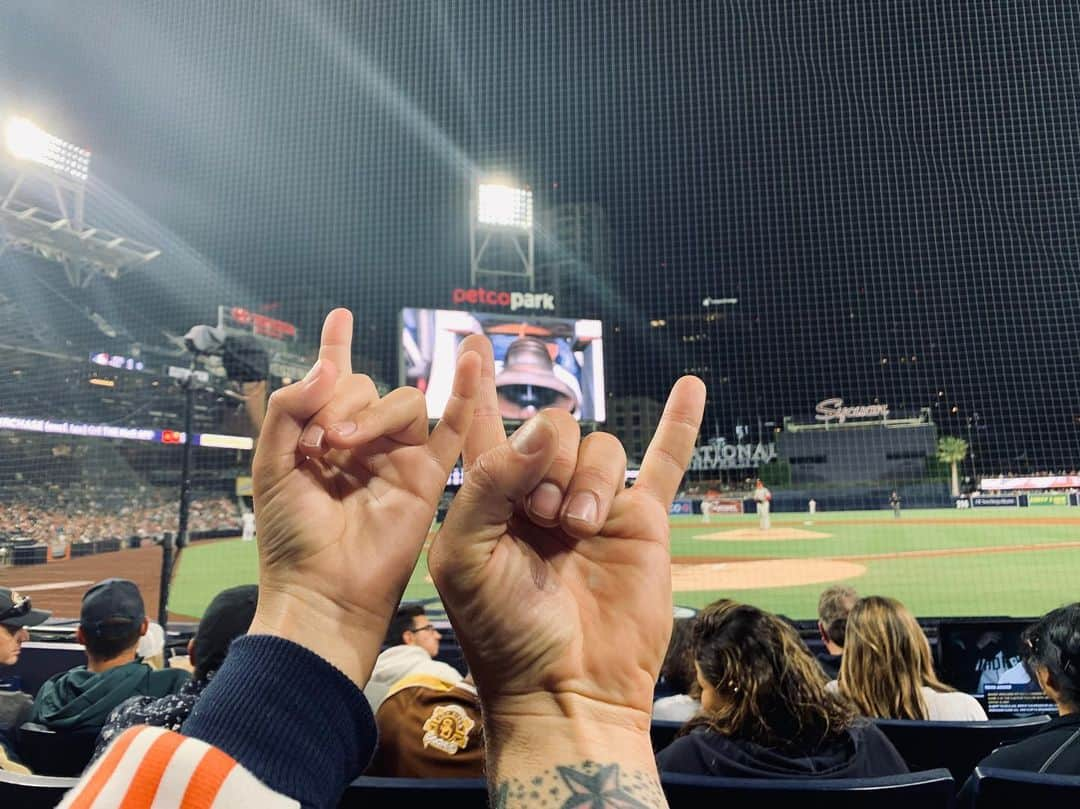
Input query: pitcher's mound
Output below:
<box><xmin>671</xmin><ymin>558</ymin><xmax>864</xmax><ymax>591</ymax></box>
<box><xmin>695</xmin><ymin>527</ymin><xmax>831</xmax><ymax>542</ymax></box>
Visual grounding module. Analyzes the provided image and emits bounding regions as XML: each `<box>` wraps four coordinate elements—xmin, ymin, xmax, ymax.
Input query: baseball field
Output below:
<box><xmin>164</xmin><ymin>505</ymin><xmax>1080</xmax><ymax>621</ymax></box>
<box><xmin>7</xmin><ymin>506</ymin><xmax>1079</xmax><ymax>621</ymax></box>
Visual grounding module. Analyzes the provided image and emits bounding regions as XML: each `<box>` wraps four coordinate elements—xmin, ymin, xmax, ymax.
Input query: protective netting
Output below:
<box><xmin>1</xmin><ymin>2</ymin><xmax>1079</xmax><ymax>619</ymax></box>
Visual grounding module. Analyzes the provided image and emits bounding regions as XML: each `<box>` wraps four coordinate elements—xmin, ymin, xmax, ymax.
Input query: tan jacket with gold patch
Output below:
<box><xmin>369</xmin><ymin>674</ymin><xmax>484</xmax><ymax>778</ymax></box>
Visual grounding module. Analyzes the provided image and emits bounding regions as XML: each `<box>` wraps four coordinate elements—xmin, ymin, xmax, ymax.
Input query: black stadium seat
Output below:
<box><xmin>874</xmin><ymin>716</ymin><xmax>1052</xmax><ymax>783</ymax></box>
<box><xmin>343</xmin><ymin>770</ymin><xmax>956</xmax><ymax>809</ymax></box>
<box><xmin>0</xmin><ymin>768</ymin><xmax>77</xmax><ymax>809</ymax></box>
<box><xmin>5</xmin><ymin>642</ymin><xmax>87</xmax><ymax>698</ymax></box>
<box><xmin>968</xmin><ymin>767</ymin><xmax>1080</xmax><ymax>808</ymax></box>
<box><xmin>341</xmin><ymin>777</ymin><xmax>487</xmax><ymax>809</ymax></box>
<box><xmin>661</xmin><ymin>769</ymin><xmax>956</xmax><ymax>808</ymax></box>
<box><xmin>650</xmin><ymin>719</ymin><xmax>684</xmax><ymax>752</ymax></box>
<box><xmin>16</xmin><ymin>723</ymin><xmax>98</xmax><ymax>778</ymax></box>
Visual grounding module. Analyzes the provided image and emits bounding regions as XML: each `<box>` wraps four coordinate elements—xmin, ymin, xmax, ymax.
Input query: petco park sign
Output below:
<box><xmin>814</xmin><ymin>397</ymin><xmax>890</xmax><ymax>424</ymax></box>
<box><xmin>452</xmin><ymin>287</ymin><xmax>555</xmax><ymax>311</ymax></box>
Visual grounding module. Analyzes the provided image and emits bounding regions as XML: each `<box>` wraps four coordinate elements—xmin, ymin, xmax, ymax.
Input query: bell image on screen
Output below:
<box><xmin>401</xmin><ymin>308</ymin><xmax>605</xmax><ymax>422</ymax></box>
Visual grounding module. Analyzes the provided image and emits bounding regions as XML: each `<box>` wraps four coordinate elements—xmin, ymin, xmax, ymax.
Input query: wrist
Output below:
<box><xmin>481</xmin><ymin>695</ymin><xmax>664</xmax><ymax>809</ymax></box>
<box><xmin>247</xmin><ymin>584</ymin><xmax>385</xmax><ymax>689</ymax></box>
<box><xmin>482</xmin><ymin>692</ymin><xmax>657</xmax><ymax>776</ymax></box>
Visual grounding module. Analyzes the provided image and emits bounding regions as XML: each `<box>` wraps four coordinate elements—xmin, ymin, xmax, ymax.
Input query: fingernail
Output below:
<box><xmin>299</xmin><ymin>424</ymin><xmax>324</xmax><ymax>451</ymax></box>
<box><xmin>510</xmin><ymin>418</ymin><xmax>547</xmax><ymax>455</ymax></box>
<box><xmin>302</xmin><ymin>360</ymin><xmax>323</xmax><ymax>387</ymax></box>
<box><xmin>528</xmin><ymin>482</ymin><xmax>563</xmax><ymax>521</ymax></box>
<box><xmin>330</xmin><ymin>421</ymin><xmax>357</xmax><ymax>436</ymax></box>
<box><xmin>565</xmin><ymin>492</ymin><xmax>599</xmax><ymax>525</ymax></box>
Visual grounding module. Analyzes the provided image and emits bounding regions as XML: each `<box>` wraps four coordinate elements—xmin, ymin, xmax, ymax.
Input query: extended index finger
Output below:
<box><xmin>318</xmin><ymin>308</ymin><xmax>354</xmax><ymax>377</ymax></box>
<box><xmin>635</xmin><ymin>376</ymin><xmax>706</xmax><ymax>507</ymax></box>
<box><xmin>458</xmin><ymin>333</ymin><xmax>505</xmax><ymax>469</ymax></box>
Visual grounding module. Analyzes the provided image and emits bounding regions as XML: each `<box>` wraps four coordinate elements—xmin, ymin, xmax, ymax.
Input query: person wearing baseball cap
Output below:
<box><xmin>92</xmin><ymin>584</ymin><xmax>258</xmax><ymax>761</ymax></box>
<box><xmin>0</xmin><ymin>588</ymin><xmax>50</xmax><ymax>771</ymax></box>
<box><xmin>0</xmin><ymin>587</ymin><xmax>51</xmax><ymax>667</ymax></box>
<box><xmin>29</xmin><ymin>579</ymin><xmax>188</xmax><ymax>735</ymax></box>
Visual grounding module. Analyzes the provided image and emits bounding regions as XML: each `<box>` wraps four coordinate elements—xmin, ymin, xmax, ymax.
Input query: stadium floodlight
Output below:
<box><xmin>476</xmin><ymin>182</ymin><xmax>533</xmax><ymax>229</ymax></box>
<box><xmin>0</xmin><ymin>112</ymin><xmax>158</xmax><ymax>286</ymax></box>
<box><xmin>3</xmin><ymin>116</ymin><xmax>91</xmax><ymax>183</ymax></box>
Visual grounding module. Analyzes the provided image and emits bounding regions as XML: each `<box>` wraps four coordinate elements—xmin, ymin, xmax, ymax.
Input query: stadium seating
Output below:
<box><xmin>5</xmin><ymin>642</ymin><xmax>86</xmax><ymax>697</ymax></box>
<box><xmin>16</xmin><ymin>723</ymin><xmax>97</xmax><ymax>777</ymax></box>
<box><xmin>650</xmin><ymin>719</ymin><xmax>684</xmax><ymax>752</ymax></box>
<box><xmin>340</xmin><ymin>776</ymin><xmax>487</xmax><ymax>808</ymax></box>
<box><xmin>343</xmin><ymin>770</ymin><xmax>957</xmax><ymax>808</ymax></box>
<box><xmin>0</xmin><ymin>768</ymin><xmax>77</xmax><ymax>808</ymax></box>
<box><xmin>661</xmin><ymin>769</ymin><xmax>956</xmax><ymax>808</ymax></box>
<box><xmin>874</xmin><ymin>716</ymin><xmax>1052</xmax><ymax>783</ymax></box>
<box><xmin>967</xmin><ymin>767</ymin><xmax>1080</xmax><ymax>807</ymax></box>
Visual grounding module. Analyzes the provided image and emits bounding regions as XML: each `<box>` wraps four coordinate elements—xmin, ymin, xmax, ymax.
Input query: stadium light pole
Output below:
<box><xmin>0</xmin><ymin>114</ymin><xmax>160</xmax><ymax>287</ymax></box>
<box><xmin>469</xmin><ymin>180</ymin><xmax>535</xmax><ymax>290</ymax></box>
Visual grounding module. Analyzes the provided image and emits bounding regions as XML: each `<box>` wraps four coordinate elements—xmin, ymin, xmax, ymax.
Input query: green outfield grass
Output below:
<box><xmin>169</xmin><ymin>506</ymin><xmax>1080</xmax><ymax>620</ymax></box>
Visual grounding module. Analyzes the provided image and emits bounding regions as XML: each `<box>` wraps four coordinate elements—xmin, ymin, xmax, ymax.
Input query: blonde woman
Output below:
<box><xmin>657</xmin><ymin>600</ymin><xmax>907</xmax><ymax>778</ymax></box>
<box><xmin>837</xmin><ymin>596</ymin><xmax>986</xmax><ymax>721</ymax></box>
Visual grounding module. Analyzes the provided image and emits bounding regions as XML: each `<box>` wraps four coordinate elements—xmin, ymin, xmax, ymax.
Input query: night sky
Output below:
<box><xmin>3</xmin><ymin>1</ymin><xmax>1080</xmax><ymax>471</ymax></box>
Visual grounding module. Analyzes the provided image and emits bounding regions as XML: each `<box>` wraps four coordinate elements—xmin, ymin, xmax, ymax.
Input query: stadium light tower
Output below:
<box><xmin>469</xmin><ymin>179</ymin><xmax>535</xmax><ymax>290</ymax></box>
<box><xmin>0</xmin><ymin>114</ymin><xmax>160</xmax><ymax>287</ymax></box>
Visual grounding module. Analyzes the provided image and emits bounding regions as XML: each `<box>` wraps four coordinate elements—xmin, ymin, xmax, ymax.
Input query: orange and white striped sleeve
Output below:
<box><xmin>57</xmin><ymin>726</ymin><xmax>298</xmax><ymax>809</ymax></box>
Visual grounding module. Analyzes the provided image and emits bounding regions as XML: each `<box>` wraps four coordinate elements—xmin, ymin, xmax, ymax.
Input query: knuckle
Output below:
<box><xmin>648</xmin><ymin>444</ymin><xmax>686</xmax><ymax>474</ymax></box>
<box><xmin>582</xmin><ymin>431</ymin><xmax>627</xmax><ymax>464</ymax></box>
<box><xmin>266</xmin><ymin>386</ymin><xmax>293</xmax><ymax>412</ymax></box>
<box><xmin>472</xmin><ymin>451</ymin><xmax>501</xmax><ymax>490</ymax></box>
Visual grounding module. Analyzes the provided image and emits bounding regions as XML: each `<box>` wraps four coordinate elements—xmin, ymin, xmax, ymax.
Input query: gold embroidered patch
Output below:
<box><xmin>421</xmin><ymin>704</ymin><xmax>475</xmax><ymax>755</ymax></box>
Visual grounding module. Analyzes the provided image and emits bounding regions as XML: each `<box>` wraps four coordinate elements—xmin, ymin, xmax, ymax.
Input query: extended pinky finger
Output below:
<box><xmin>635</xmin><ymin>376</ymin><xmax>706</xmax><ymax>508</ymax></box>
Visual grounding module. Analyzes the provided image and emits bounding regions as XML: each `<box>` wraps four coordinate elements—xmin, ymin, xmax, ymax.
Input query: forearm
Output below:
<box><xmin>483</xmin><ymin>695</ymin><xmax>667</xmax><ymax>809</ymax></box>
<box><xmin>182</xmin><ymin>635</ymin><xmax>377</xmax><ymax>809</ymax></box>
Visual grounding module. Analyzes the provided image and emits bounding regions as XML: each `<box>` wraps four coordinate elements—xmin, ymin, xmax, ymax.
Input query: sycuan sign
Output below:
<box><xmin>814</xmin><ymin>397</ymin><xmax>890</xmax><ymax>424</ymax></box>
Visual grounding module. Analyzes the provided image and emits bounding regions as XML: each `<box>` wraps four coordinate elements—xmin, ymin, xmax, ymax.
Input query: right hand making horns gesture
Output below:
<box><xmin>429</xmin><ymin>334</ymin><xmax>705</xmax><ymax>790</ymax></box>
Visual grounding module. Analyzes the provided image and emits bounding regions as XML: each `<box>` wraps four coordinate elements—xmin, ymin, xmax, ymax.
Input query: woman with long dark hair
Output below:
<box><xmin>656</xmin><ymin>600</ymin><xmax>907</xmax><ymax>778</ymax></box>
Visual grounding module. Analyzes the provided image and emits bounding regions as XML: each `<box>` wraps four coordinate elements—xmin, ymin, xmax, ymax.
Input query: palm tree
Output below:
<box><xmin>937</xmin><ymin>436</ymin><xmax>969</xmax><ymax>497</ymax></box>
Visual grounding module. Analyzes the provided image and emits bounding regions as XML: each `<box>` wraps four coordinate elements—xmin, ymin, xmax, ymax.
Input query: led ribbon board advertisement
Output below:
<box><xmin>401</xmin><ymin>308</ymin><xmax>605</xmax><ymax>422</ymax></box>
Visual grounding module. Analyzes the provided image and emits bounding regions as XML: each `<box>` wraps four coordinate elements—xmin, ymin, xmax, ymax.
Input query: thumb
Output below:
<box><xmin>434</xmin><ymin>415</ymin><xmax>559</xmax><ymax>560</ymax></box>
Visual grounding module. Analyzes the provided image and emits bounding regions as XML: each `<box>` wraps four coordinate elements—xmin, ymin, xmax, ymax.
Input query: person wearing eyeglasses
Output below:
<box><xmin>362</xmin><ymin>603</ymin><xmax>462</xmax><ymax>713</ymax></box>
<box><xmin>0</xmin><ymin>587</ymin><xmax>51</xmax><ymax>771</ymax></box>
<box><xmin>960</xmin><ymin>603</ymin><xmax>1080</xmax><ymax>800</ymax></box>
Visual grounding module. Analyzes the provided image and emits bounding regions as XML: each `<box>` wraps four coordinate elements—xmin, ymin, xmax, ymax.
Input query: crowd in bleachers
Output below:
<box><xmin>0</xmin><ymin>484</ymin><xmax>240</xmax><ymax>545</ymax></box>
<box><xmin>0</xmin><ymin>315</ymin><xmax>1078</xmax><ymax>808</ymax></box>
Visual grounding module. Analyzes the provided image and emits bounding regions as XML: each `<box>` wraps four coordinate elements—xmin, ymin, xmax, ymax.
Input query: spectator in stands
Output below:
<box><xmin>368</xmin><ymin>672</ymin><xmax>484</xmax><ymax>777</ymax></box>
<box><xmin>656</xmin><ymin>599</ymin><xmax>908</xmax><ymax>778</ymax></box>
<box><xmin>0</xmin><ymin>588</ymin><xmax>50</xmax><ymax>771</ymax></box>
<box><xmin>817</xmin><ymin>585</ymin><xmax>858</xmax><ymax>679</ymax></box>
<box><xmin>653</xmin><ymin>615</ymin><xmax>702</xmax><ymax>722</ymax></box>
<box><xmin>837</xmin><ymin>595</ymin><xmax>987</xmax><ymax>721</ymax></box>
<box><xmin>29</xmin><ymin>578</ymin><xmax>189</xmax><ymax>735</ymax></box>
<box><xmin>965</xmin><ymin>603</ymin><xmax>1080</xmax><ymax>781</ymax></box>
<box><xmin>92</xmin><ymin>584</ymin><xmax>257</xmax><ymax>759</ymax></box>
<box><xmin>363</xmin><ymin>603</ymin><xmax>462</xmax><ymax>713</ymax></box>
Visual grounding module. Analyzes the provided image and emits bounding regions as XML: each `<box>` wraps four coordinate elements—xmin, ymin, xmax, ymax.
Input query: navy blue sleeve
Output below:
<box><xmin>182</xmin><ymin>635</ymin><xmax>377</xmax><ymax>809</ymax></box>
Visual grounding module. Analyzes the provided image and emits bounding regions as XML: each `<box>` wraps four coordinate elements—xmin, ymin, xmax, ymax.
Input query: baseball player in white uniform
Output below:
<box><xmin>754</xmin><ymin>480</ymin><xmax>772</xmax><ymax>531</ymax></box>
